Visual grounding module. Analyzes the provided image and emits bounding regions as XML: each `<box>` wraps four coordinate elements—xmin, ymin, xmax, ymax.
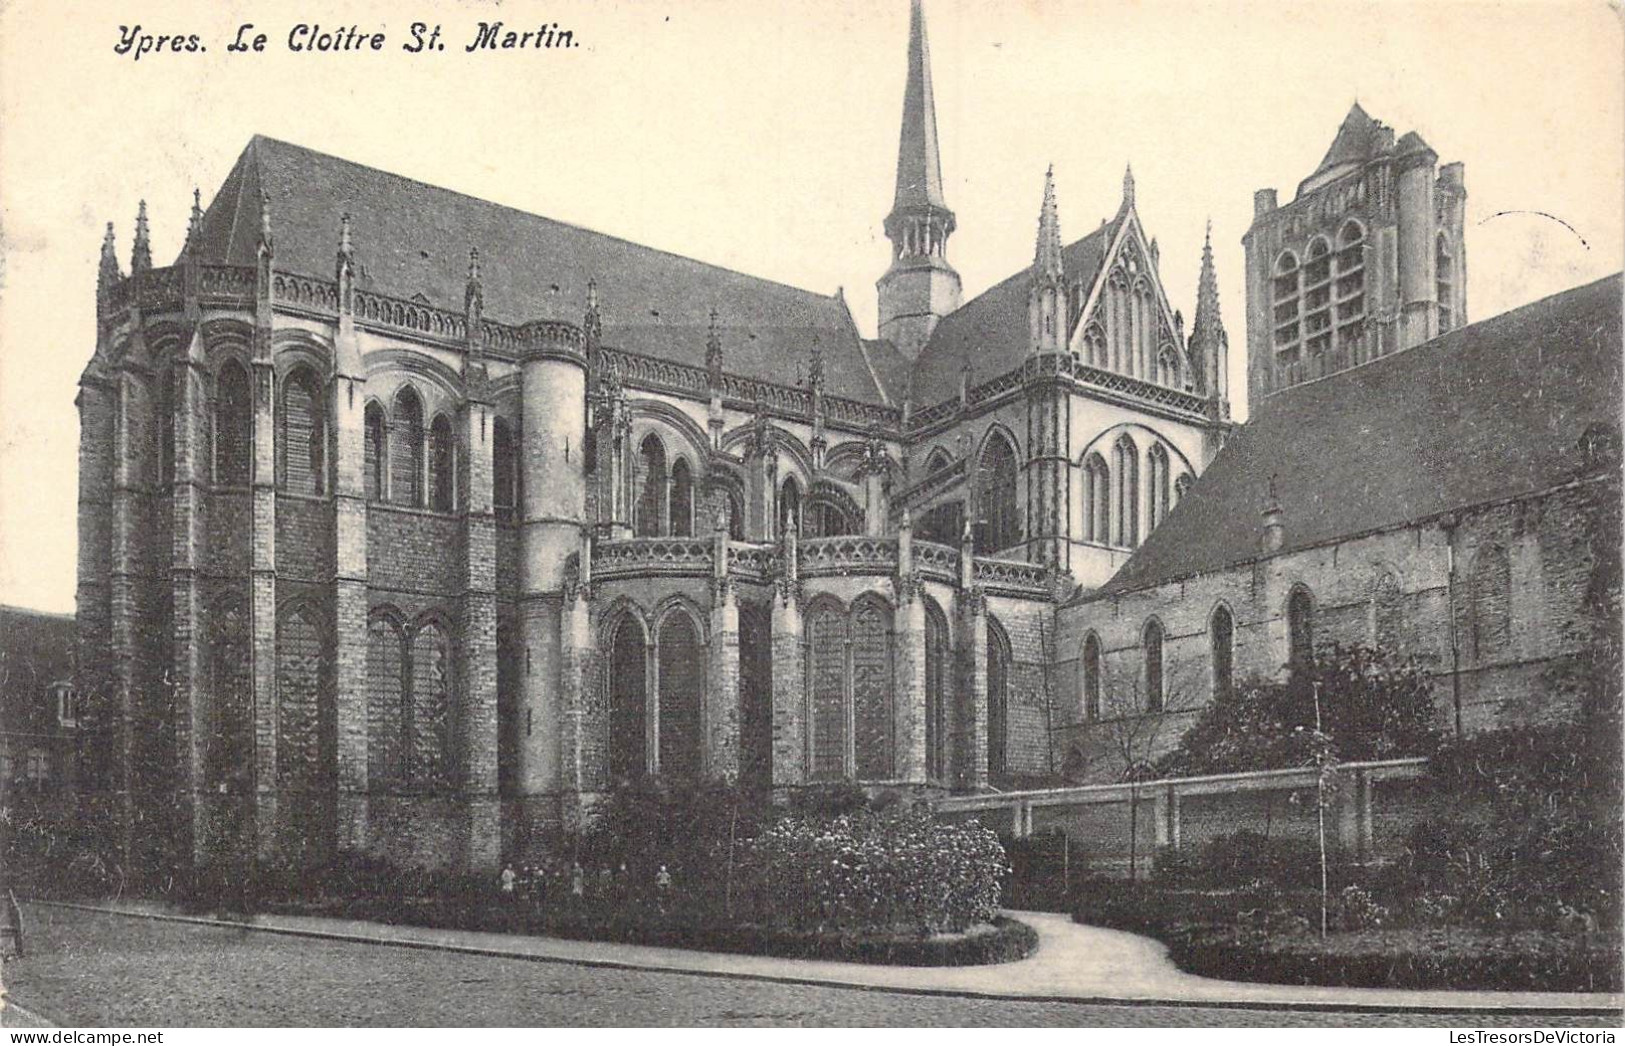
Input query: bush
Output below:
<box><xmin>1152</xmin><ymin>830</ymin><xmax>1353</xmax><ymax>891</ymax></box>
<box><xmin>741</xmin><ymin>810</ymin><xmax>1008</xmax><ymax>934</ymax></box>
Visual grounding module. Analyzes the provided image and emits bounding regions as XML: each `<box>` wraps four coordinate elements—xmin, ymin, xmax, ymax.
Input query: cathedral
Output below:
<box><xmin>73</xmin><ymin>0</ymin><xmax>1619</xmax><ymax>874</ymax></box>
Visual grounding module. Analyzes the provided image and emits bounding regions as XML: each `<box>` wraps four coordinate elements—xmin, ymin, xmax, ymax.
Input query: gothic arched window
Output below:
<box><xmin>156</xmin><ymin>369</ymin><xmax>175</xmax><ymax>488</ymax></box>
<box><xmin>1273</xmin><ymin>250</ymin><xmax>1302</xmax><ymax>364</ymax></box>
<box><xmin>1112</xmin><ymin>434</ymin><xmax>1139</xmax><ymax>548</ymax></box>
<box><xmin>213</xmin><ymin>361</ymin><xmax>252</xmax><ymax>486</ymax></box>
<box><xmin>656</xmin><ymin>610</ymin><xmax>704</xmax><ymax>781</ymax></box>
<box><xmin>364</xmin><ymin>401</ymin><xmax>386</xmax><ymax>502</ymax></box>
<box><xmin>1143</xmin><ymin>618</ymin><xmax>1165</xmax><ymax>712</ymax></box>
<box><xmin>1336</xmin><ymin>221</ymin><xmax>1367</xmax><ymax>351</ymax></box>
<box><xmin>1287</xmin><ymin>586</ymin><xmax>1315</xmax><ymax>670</ymax></box>
<box><xmin>428</xmin><ymin>414</ymin><xmax>455</xmax><ymax>512</ymax></box>
<box><xmin>987</xmin><ymin>618</ymin><xmax>1011</xmax><ymax>778</ymax></box>
<box><xmin>1083</xmin><ymin>324</ymin><xmax>1106</xmax><ymax>370</ymax></box>
<box><xmin>279</xmin><ymin>368</ymin><xmax>325</xmax><ymax>495</ymax></box>
<box><xmin>669</xmin><ymin>458</ymin><xmax>694</xmax><ymax>537</ymax></box>
<box><xmin>1468</xmin><ymin>545</ymin><xmax>1512</xmax><ymax>662</ymax></box>
<box><xmin>925</xmin><ymin>447</ymin><xmax>952</xmax><ymax>476</ymax></box>
<box><xmin>1157</xmin><ymin>346</ymin><xmax>1180</xmax><ymax>388</ymax></box>
<box><xmin>409</xmin><ymin>621</ymin><xmax>453</xmax><ymax>790</ymax></box>
<box><xmin>779</xmin><ymin>476</ymin><xmax>801</xmax><ymax>538</ymax></box>
<box><xmin>366</xmin><ymin>614</ymin><xmax>406</xmax><ymax>791</ymax></box>
<box><xmin>1303</xmin><ymin>237</ymin><xmax>1333</xmax><ymax>357</ymax></box>
<box><xmin>635</xmin><ymin>434</ymin><xmax>667</xmax><ymax>537</ymax></box>
<box><xmin>924</xmin><ymin>599</ymin><xmax>949</xmax><ymax>782</ymax></box>
<box><xmin>851</xmin><ymin>596</ymin><xmax>895</xmax><ymax>780</ymax></box>
<box><xmin>1082</xmin><ymin>631</ymin><xmax>1102</xmax><ymax>721</ymax></box>
<box><xmin>276</xmin><ymin>605</ymin><xmax>327</xmax><ymax>792</ymax></box>
<box><xmin>976</xmin><ymin>430</ymin><xmax>1020</xmax><ymax>554</ymax></box>
<box><xmin>1373</xmin><ymin>571</ymin><xmax>1404</xmax><ymax>652</ymax></box>
<box><xmin>1210</xmin><ymin>604</ymin><xmax>1234</xmax><ymax>701</ymax></box>
<box><xmin>492</xmin><ymin>417</ymin><xmax>516</xmax><ymax>517</ymax></box>
<box><xmin>1084</xmin><ymin>453</ymin><xmax>1110</xmax><ymax>543</ymax></box>
<box><xmin>607</xmin><ymin>613</ymin><xmax>648</xmax><ymax>783</ymax></box>
<box><xmin>207</xmin><ymin>598</ymin><xmax>251</xmax><ymax>793</ymax></box>
<box><xmin>806</xmin><ymin>600</ymin><xmax>848</xmax><ymax>781</ymax></box>
<box><xmin>1147</xmin><ymin>443</ymin><xmax>1171</xmax><ymax>529</ymax></box>
<box><xmin>391</xmin><ymin>387</ymin><xmax>425</xmax><ymax>508</ymax></box>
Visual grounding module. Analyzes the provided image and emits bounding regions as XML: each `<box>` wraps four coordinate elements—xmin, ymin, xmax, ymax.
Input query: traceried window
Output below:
<box><xmin>364</xmin><ymin>402</ymin><xmax>386</xmax><ymax>502</ymax></box>
<box><xmin>1334</xmin><ymin>221</ymin><xmax>1367</xmax><ymax>353</ymax></box>
<box><xmin>669</xmin><ymin>458</ymin><xmax>694</xmax><ymax>537</ymax></box>
<box><xmin>976</xmin><ymin>430</ymin><xmax>1021</xmax><ymax>554</ymax></box>
<box><xmin>1373</xmin><ymin>571</ymin><xmax>1404</xmax><ymax>652</ymax></box>
<box><xmin>1143</xmin><ymin>618</ymin><xmax>1165</xmax><ymax>712</ymax></box>
<box><xmin>1210</xmin><ymin>604</ymin><xmax>1234</xmax><ymax>701</ymax></box>
<box><xmin>1303</xmin><ymin>237</ymin><xmax>1333</xmax><ymax>358</ymax></box>
<box><xmin>493</xmin><ymin>417</ymin><xmax>517</xmax><ymax>517</ymax></box>
<box><xmin>803</xmin><ymin>596</ymin><xmax>897</xmax><ymax>782</ymax></box>
<box><xmin>1147</xmin><ymin>443</ymin><xmax>1171</xmax><ymax>529</ymax></box>
<box><xmin>428</xmin><ymin>414</ymin><xmax>455</xmax><ymax>512</ymax></box>
<box><xmin>779</xmin><ymin>476</ymin><xmax>801</xmax><ymax>538</ymax></box>
<box><xmin>987</xmin><ymin>618</ymin><xmax>1011</xmax><ymax>778</ymax></box>
<box><xmin>656</xmin><ymin>610</ymin><xmax>704</xmax><ymax>781</ymax></box>
<box><xmin>391</xmin><ymin>387</ymin><xmax>425</xmax><ymax>508</ymax></box>
<box><xmin>1111</xmin><ymin>434</ymin><xmax>1139</xmax><ymax>548</ymax></box>
<box><xmin>924</xmin><ymin>600</ymin><xmax>949</xmax><ymax>782</ymax></box>
<box><xmin>214</xmin><ymin>361</ymin><xmax>252</xmax><ymax>486</ymax></box>
<box><xmin>409</xmin><ymin>621</ymin><xmax>453</xmax><ymax>790</ymax></box>
<box><xmin>367</xmin><ymin>614</ymin><xmax>406</xmax><ymax>791</ymax></box>
<box><xmin>1288</xmin><ymin>586</ymin><xmax>1315</xmax><ymax>670</ymax></box>
<box><xmin>1272</xmin><ymin>251</ymin><xmax>1302</xmax><ymax>364</ymax></box>
<box><xmin>279</xmin><ymin>368</ymin><xmax>325</xmax><ymax>495</ymax></box>
<box><xmin>1084</xmin><ymin>453</ymin><xmax>1110</xmax><ymax>543</ymax></box>
<box><xmin>635</xmin><ymin>434</ymin><xmax>667</xmax><ymax>537</ymax></box>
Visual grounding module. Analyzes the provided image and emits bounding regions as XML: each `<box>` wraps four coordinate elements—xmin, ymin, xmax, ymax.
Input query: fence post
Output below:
<box><xmin>1167</xmin><ymin>786</ymin><xmax>1181</xmax><ymax>850</ymax></box>
<box><xmin>1153</xmin><ymin>790</ymin><xmax>1169</xmax><ymax>847</ymax></box>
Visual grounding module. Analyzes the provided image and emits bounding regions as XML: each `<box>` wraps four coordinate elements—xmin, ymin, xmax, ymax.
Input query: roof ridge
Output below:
<box><xmin>243</xmin><ymin>134</ymin><xmax>848</xmax><ymax>312</ymax></box>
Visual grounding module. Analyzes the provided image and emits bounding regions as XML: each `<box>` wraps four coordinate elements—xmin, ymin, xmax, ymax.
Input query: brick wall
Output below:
<box><xmin>367</xmin><ymin>507</ymin><xmax>462</xmax><ymax>594</ymax></box>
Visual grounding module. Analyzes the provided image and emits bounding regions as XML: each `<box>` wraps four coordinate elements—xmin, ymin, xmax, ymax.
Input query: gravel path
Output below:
<box><xmin>4</xmin><ymin>906</ymin><xmax>1618</xmax><ymax>1028</ymax></box>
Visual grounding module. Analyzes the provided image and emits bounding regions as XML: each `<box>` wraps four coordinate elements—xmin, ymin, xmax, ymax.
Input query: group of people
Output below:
<box><xmin>498</xmin><ymin>859</ymin><xmax>675</xmax><ymax>912</ymax></box>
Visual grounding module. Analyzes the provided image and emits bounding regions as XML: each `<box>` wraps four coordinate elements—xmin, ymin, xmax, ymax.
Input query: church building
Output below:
<box><xmin>72</xmin><ymin>0</ymin><xmax>1617</xmax><ymax>875</ymax></box>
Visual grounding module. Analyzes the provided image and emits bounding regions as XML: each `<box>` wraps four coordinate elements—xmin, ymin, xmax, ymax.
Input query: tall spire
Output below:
<box><xmin>893</xmin><ymin>0</ymin><xmax>948</xmax><ymax>213</ymax></box>
<box><xmin>1192</xmin><ymin>220</ymin><xmax>1222</xmax><ymax>342</ymax></box>
<box><xmin>98</xmin><ymin>222</ymin><xmax>120</xmax><ymax>294</ymax></box>
<box><xmin>131</xmin><ymin>201</ymin><xmax>152</xmax><ymax>274</ymax></box>
<box><xmin>876</xmin><ymin>0</ymin><xmax>961</xmax><ymax>360</ymax></box>
<box><xmin>1034</xmin><ymin>165</ymin><xmax>1063</xmax><ymax>282</ymax></box>
<box><xmin>185</xmin><ymin>188</ymin><xmax>204</xmax><ymax>252</ymax></box>
<box><xmin>1188</xmin><ymin>218</ymin><xmax>1229</xmax><ymax>414</ymax></box>
<box><xmin>1121</xmin><ymin>163</ymin><xmax>1136</xmax><ymax>208</ymax></box>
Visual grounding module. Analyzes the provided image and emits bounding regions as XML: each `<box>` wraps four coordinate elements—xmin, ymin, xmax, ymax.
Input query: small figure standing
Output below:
<box><xmin>499</xmin><ymin>865</ymin><xmax>516</xmax><ymax>896</ymax></box>
<box><xmin>570</xmin><ymin>861</ymin><xmax>585</xmax><ymax>900</ymax></box>
<box><xmin>655</xmin><ymin>864</ymin><xmax>673</xmax><ymax>914</ymax></box>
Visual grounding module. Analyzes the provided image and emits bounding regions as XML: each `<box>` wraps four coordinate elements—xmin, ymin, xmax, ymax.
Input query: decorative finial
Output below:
<box><xmin>339</xmin><ymin>212</ymin><xmax>352</xmax><ymax>256</ymax></box>
<box><xmin>468</xmin><ymin>246</ymin><xmax>481</xmax><ymax>283</ymax></box>
<box><xmin>1204</xmin><ymin>217</ymin><xmax>1213</xmax><ymax>248</ymax></box>
<box><xmin>1122</xmin><ymin>163</ymin><xmax>1135</xmax><ymax>206</ymax></box>
<box><xmin>258</xmin><ymin>190</ymin><xmax>273</xmax><ymax>248</ymax></box>
<box><xmin>186</xmin><ymin>188</ymin><xmax>204</xmax><ymax>248</ymax></box>
<box><xmin>586</xmin><ymin>278</ymin><xmax>599</xmax><ymax>313</ymax></box>
<box><xmin>98</xmin><ymin>221</ymin><xmax>120</xmax><ymax>287</ymax></box>
<box><xmin>706</xmin><ymin>307</ymin><xmax>723</xmax><ymax>385</ymax></box>
<box><xmin>132</xmin><ymin>200</ymin><xmax>152</xmax><ymax>273</ymax></box>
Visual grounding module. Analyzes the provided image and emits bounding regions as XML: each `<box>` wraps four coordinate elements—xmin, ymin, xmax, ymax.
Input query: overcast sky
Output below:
<box><xmin>2</xmin><ymin>0</ymin><xmax>1620</xmax><ymax>613</ymax></box>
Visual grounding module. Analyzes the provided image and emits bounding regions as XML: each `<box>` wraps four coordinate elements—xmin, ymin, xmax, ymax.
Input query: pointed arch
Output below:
<box><xmin>207</xmin><ymin>594</ymin><xmax>251</xmax><ymax>794</ymax></box>
<box><xmin>805</xmin><ymin>595</ymin><xmax>849</xmax><ymax>781</ymax></box>
<box><xmin>492</xmin><ymin>416</ymin><xmax>517</xmax><ymax>517</ymax></box>
<box><xmin>779</xmin><ymin>475</ymin><xmax>802</xmax><ymax>537</ymax></box>
<box><xmin>925</xmin><ymin>446</ymin><xmax>953</xmax><ymax>476</ymax></box>
<box><xmin>1210</xmin><ymin>603</ymin><xmax>1235</xmax><ymax>701</ymax></box>
<box><xmin>635</xmin><ymin>433</ymin><xmax>667</xmax><ymax>537</ymax></box>
<box><xmin>156</xmin><ymin>368</ymin><xmax>176</xmax><ymax>488</ymax></box>
<box><xmin>1287</xmin><ymin>585</ymin><xmax>1315</xmax><ymax>670</ymax></box>
<box><xmin>364</xmin><ymin>400</ymin><xmax>387</xmax><ymax>502</ymax></box>
<box><xmin>1373</xmin><ymin>569</ymin><xmax>1404</xmax><ymax>652</ymax></box>
<box><xmin>669</xmin><ymin>457</ymin><xmax>695</xmax><ymax>537</ymax></box>
<box><xmin>655</xmin><ymin>604</ymin><xmax>705</xmax><ymax>781</ymax></box>
<box><xmin>1084</xmin><ymin>453</ymin><xmax>1110</xmax><ymax>543</ymax></box>
<box><xmin>606</xmin><ymin>608</ymin><xmax>650</xmax><ymax>782</ymax></box>
<box><xmin>1111</xmin><ymin>433</ymin><xmax>1140</xmax><ymax>547</ymax></box>
<box><xmin>279</xmin><ymin>366</ymin><xmax>326</xmax><ymax>495</ymax></box>
<box><xmin>924</xmin><ymin>597</ymin><xmax>950</xmax><ymax>782</ymax></box>
<box><xmin>391</xmin><ymin>386</ymin><xmax>425</xmax><ymax>507</ymax></box>
<box><xmin>850</xmin><ymin>593</ymin><xmax>895</xmax><ymax>780</ymax></box>
<box><xmin>366</xmin><ymin>610</ymin><xmax>407</xmax><ymax>792</ymax></box>
<box><xmin>1143</xmin><ymin>617</ymin><xmax>1165</xmax><ymax>712</ymax></box>
<box><xmin>277</xmin><ymin>601</ymin><xmax>333</xmax><ymax>864</ymax></box>
<box><xmin>409</xmin><ymin>618</ymin><xmax>454</xmax><ymax>790</ymax></box>
<box><xmin>976</xmin><ymin>426</ymin><xmax>1021</xmax><ymax>554</ymax></box>
<box><xmin>1147</xmin><ymin>443</ymin><xmax>1171</xmax><ymax>529</ymax></box>
<box><xmin>738</xmin><ymin>601</ymin><xmax>774</xmax><ymax>790</ymax></box>
<box><xmin>1081</xmin><ymin>630</ymin><xmax>1102</xmax><ymax>721</ymax></box>
<box><xmin>428</xmin><ymin>413</ymin><xmax>455</xmax><ymax>512</ymax></box>
<box><xmin>987</xmin><ymin>615</ymin><xmax>1012</xmax><ymax>779</ymax></box>
<box><xmin>213</xmin><ymin>360</ymin><xmax>252</xmax><ymax>486</ymax></box>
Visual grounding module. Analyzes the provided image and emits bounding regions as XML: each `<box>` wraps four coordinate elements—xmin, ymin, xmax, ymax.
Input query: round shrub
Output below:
<box><xmin>741</xmin><ymin>809</ymin><xmax>1008</xmax><ymax>935</ymax></box>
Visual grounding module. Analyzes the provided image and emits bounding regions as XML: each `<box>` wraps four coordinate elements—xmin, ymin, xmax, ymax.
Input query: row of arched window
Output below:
<box><xmin>1075</xmin><ymin>251</ymin><xmax>1183</xmax><ymax>389</ymax></box>
<box><xmin>1082</xmin><ymin>436</ymin><xmax>1191</xmax><ymax>548</ymax></box>
<box><xmin>364</xmin><ymin>390</ymin><xmax>457</xmax><ymax>512</ymax></box>
<box><xmin>1273</xmin><ymin>220</ymin><xmax>1367</xmax><ymax>364</ymax></box>
<box><xmin>604</xmin><ymin>605</ymin><xmax>708</xmax><ymax>782</ymax></box>
<box><xmin>367</xmin><ymin>613</ymin><xmax>457</xmax><ymax>792</ymax></box>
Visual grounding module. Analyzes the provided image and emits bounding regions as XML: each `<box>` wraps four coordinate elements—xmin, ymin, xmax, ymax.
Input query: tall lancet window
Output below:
<box><xmin>1111</xmin><ymin>434</ymin><xmax>1139</xmax><ymax>548</ymax></box>
<box><xmin>214</xmin><ymin>361</ymin><xmax>252</xmax><ymax>486</ymax></box>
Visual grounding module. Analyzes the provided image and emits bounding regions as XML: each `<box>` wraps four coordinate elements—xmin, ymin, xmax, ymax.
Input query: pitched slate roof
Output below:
<box><xmin>190</xmin><ymin>136</ymin><xmax>888</xmax><ymax>404</ymax></box>
<box><xmin>1097</xmin><ymin>274</ymin><xmax>1624</xmax><ymax>597</ymax></box>
<box><xmin>906</xmin><ymin>220</ymin><xmax>1119</xmax><ymax>407</ymax></box>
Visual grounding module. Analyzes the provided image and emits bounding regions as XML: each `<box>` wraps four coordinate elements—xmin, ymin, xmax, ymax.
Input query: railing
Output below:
<box><xmin>726</xmin><ymin>542</ymin><xmax>776</xmax><ymax>581</ymax></box>
<box><xmin>797</xmin><ymin>536</ymin><xmax>898</xmax><ymax>578</ymax></box>
<box><xmin>592</xmin><ymin>538</ymin><xmax>714</xmax><ymax>579</ymax></box>
<box><xmin>913</xmin><ymin>541</ymin><xmax>959</xmax><ymax>584</ymax></box>
<box><xmin>1073</xmin><ymin>363</ymin><xmax>1207</xmax><ymax>415</ymax></box>
<box><xmin>972</xmin><ymin>556</ymin><xmax>1051</xmax><ymax>598</ymax></box>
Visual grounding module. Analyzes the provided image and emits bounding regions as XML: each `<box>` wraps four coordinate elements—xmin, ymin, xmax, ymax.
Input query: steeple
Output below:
<box><xmin>131</xmin><ymin>201</ymin><xmax>152</xmax><ymax>274</ymax></box>
<box><xmin>876</xmin><ymin>0</ymin><xmax>961</xmax><ymax>360</ymax></box>
<box><xmin>1188</xmin><ymin>220</ymin><xmax>1230</xmax><ymax>416</ymax></box>
<box><xmin>1029</xmin><ymin>166</ymin><xmax>1066</xmax><ymax>355</ymax></box>
<box><xmin>97</xmin><ymin>222</ymin><xmax>121</xmax><ymax>302</ymax></box>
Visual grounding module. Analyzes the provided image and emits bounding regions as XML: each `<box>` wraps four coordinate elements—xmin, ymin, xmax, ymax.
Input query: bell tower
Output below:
<box><xmin>876</xmin><ymin>0</ymin><xmax>961</xmax><ymax>361</ymax></box>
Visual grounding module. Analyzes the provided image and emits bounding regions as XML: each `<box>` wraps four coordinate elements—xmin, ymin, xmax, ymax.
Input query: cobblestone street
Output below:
<box><xmin>3</xmin><ymin>906</ymin><xmax>1617</xmax><ymax>1028</ymax></box>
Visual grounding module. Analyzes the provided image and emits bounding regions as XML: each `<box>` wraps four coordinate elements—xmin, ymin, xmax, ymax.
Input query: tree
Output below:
<box><xmin>1091</xmin><ymin>658</ymin><xmax>1201</xmax><ymax>881</ymax></box>
<box><xmin>1156</xmin><ymin>643</ymin><xmax>1441</xmax><ymax>778</ymax></box>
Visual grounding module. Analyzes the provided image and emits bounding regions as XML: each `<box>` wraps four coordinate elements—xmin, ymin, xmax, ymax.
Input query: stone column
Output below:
<box><xmin>460</xmin><ymin>389</ymin><xmax>500</xmax><ymax>870</ymax></box>
<box><xmin>74</xmin><ymin>364</ymin><xmax>115</xmax><ymax>810</ymax></box>
<box><xmin>769</xmin><ymin>586</ymin><xmax>805</xmax><ymax>788</ymax></box>
<box><xmin>960</xmin><ymin>589</ymin><xmax>989</xmax><ymax>791</ymax></box>
<box><xmin>330</xmin><ymin>359</ymin><xmax>370</xmax><ymax>855</ymax></box>
<box><xmin>108</xmin><ymin>360</ymin><xmax>152</xmax><ymax>866</ymax></box>
<box><xmin>171</xmin><ymin>330</ymin><xmax>209</xmax><ymax>864</ymax></box>
<box><xmin>893</xmin><ymin>519</ymin><xmax>927</xmax><ymax>783</ymax></box>
<box><xmin>708</xmin><ymin>525</ymin><xmax>741</xmax><ymax>781</ymax></box>
<box><xmin>250</xmin><ymin>221</ymin><xmax>279</xmax><ymax>860</ymax></box>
